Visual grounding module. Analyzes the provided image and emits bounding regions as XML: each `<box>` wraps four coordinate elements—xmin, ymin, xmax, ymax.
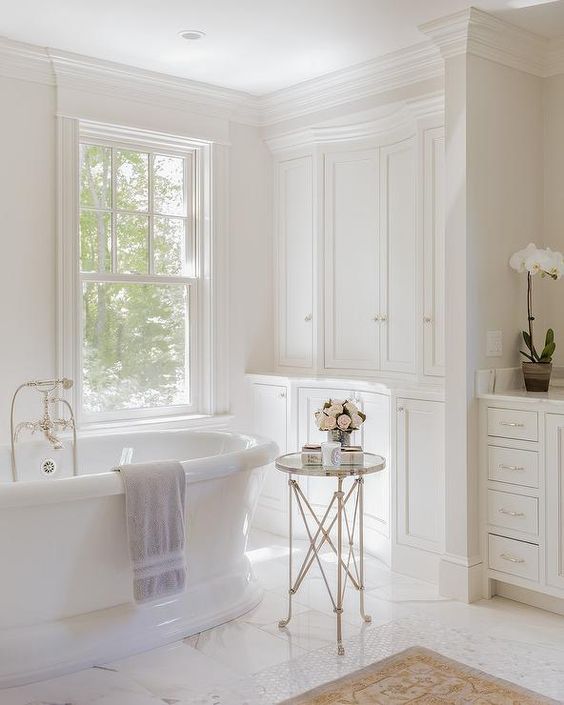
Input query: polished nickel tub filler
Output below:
<box><xmin>0</xmin><ymin>429</ymin><xmax>277</xmax><ymax>687</ymax></box>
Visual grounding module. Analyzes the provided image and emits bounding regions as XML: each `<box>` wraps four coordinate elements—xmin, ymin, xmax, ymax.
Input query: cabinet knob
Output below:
<box><xmin>424</xmin><ymin>316</ymin><xmax>432</xmax><ymax>323</ymax></box>
<box><xmin>380</xmin><ymin>314</ymin><xmax>387</xmax><ymax>322</ymax></box>
<box><xmin>304</xmin><ymin>313</ymin><xmax>312</xmax><ymax>322</ymax></box>
<box><xmin>398</xmin><ymin>406</ymin><xmax>404</xmax><ymax>413</ymax></box>
<box><xmin>279</xmin><ymin>391</ymin><xmax>286</xmax><ymax>398</ymax></box>
<box><xmin>372</xmin><ymin>315</ymin><xmax>380</xmax><ymax>322</ymax></box>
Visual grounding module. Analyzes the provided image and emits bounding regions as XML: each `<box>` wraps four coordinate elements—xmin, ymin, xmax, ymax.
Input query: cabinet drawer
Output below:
<box><xmin>488</xmin><ymin>534</ymin><xmax>539</xmax><ymax>582</ymax></box>
<box><xmin>487</xmin><ymin>408</ymin><xmax>538</xmax><ymax>441</ymax></box>
<box><xmin>487</xmin><ymin>446</ymin><xmax>538</xmax><ymax>488</ymax></box>
<box><xmin>487</xmin><ymin>490</ymin><xmax>538</xmax><ymax>536</ymax></box>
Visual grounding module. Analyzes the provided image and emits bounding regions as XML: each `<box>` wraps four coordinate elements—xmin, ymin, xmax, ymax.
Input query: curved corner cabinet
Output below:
<box><xmin>271</xmin><ymin>106</ymin><xmax>445</xmax><ymax>382</ymax></box>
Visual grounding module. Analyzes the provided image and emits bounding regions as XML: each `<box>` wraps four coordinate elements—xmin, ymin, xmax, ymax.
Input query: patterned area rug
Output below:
<box><xmin>280</xmin><ymin>647</ymin><xmax>560</xmax><ymax>704</ymax></box>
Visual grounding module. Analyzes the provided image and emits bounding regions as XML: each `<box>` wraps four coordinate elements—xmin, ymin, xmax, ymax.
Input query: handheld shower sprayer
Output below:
<box><xmin>10</xmin><ymin>377</ymin><xmax>77</xmax><ymax>482</ymax></box>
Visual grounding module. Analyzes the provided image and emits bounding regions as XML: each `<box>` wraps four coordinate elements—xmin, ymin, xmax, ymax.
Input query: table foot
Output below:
<box><xmin>337</xmin><ymin>643</ymin><xmax>345</xmax><ymax>656</ymax></box>
<box><xmin>278</xmin><ymin>619</ymin><xmax>290</xmax><ymax>629</ymax></box>
<box><xmin>363</xmin><ymin>614</ymin><xmax>372</xmax><ymax>624</ymax></box>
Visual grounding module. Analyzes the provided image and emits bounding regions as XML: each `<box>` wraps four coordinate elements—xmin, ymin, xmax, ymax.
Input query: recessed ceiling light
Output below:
<box><xmin>178</xmin><ymin>29</ymin><xmax>206</xmax><ymax>41</ymax></box>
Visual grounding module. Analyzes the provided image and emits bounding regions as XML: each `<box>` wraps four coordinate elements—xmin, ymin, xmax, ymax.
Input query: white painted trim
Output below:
<box><xmin>0</xmin><ymin>36</ymin><xmax>55</xmax><ymax>85</ymax></box>
<box><xmin>57</xmin><ymin>118</ymin><xmax>230</xmax><ymax>428</ymax></box>
<box><xmin>48</xmin><ymin>46</ymin><xmax>261</xmax><ymax>125</ymax></box>
<box><xmin>265</xmin><ymin>93</ymin><xmax>445</xmax><ymax>153</ymax></box>
<box><xmin>259</xmin><ymin>41</ymin><xmax>443</xmax><ymax>126</ymax></box>
<box><xmin>0</xmin><ymin>35</ymin><xmax>443</xmax><ymax>128</ymax></box>
<box><xmin>420</xmin><ymin>6</ymin><xmax>564</xmax><ymax>78</ymax></box>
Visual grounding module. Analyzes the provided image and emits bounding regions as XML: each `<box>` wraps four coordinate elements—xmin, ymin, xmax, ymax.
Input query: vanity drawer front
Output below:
<box><xmin>487</xmin><ymin>408</ymin><xmax>538</xmax><ymax>441</ymax></box>
<box><xmin>487</xmin><ymin>490</ymin><xmax>538</xmax><ymax>535</ymax></box>
<box><xmin>488</xmin><ymin>534</ymin><xmax>539</xmax><ymax>581</ymax></box>
<box><xmin>487</xmin><ymin>446</ymin><xmax>538</xmax><ymax>488</ymax></box>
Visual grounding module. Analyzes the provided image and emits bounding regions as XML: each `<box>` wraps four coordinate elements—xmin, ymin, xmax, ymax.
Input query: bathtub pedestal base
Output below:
<box><xmin>0</xmin><ymin>561</ymin><xmax>262</xmax><ymax>689</ymax></box>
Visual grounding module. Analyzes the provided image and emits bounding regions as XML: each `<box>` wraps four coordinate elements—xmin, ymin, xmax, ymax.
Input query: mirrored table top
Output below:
<box><xmin>275</xmin><ymin>452</ymin><xmax>386</xmax><ymax>478</ymax></box>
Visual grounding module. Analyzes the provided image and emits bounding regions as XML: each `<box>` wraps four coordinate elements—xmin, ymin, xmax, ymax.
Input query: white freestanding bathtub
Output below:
<box><xmin>0</xmin><ymin>429</ymin><xmax>277</xmax><ymax>688</ymax></box>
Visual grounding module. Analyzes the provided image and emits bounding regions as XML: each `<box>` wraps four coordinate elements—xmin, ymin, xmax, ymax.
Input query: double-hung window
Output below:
<box><xmin>71</xmin><ymin>124</ymin><xmax>206</xmax><ymax>424</ymax></box>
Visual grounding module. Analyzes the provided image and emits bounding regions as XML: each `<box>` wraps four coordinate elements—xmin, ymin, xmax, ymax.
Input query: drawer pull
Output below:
<box><xmin>499</xmin><ymin>422</ymin><xmax>525</xmax><ymax>428</ymax></box>
<box><xmin>500</xmin><ymin>553</ymin><xmax>525</xmax><ymax>564</ymax></box>
<box><xmin>498</xmin><ymin>508</ymin><xmax>525</xmax><ymax>517</ymax></box>
<box><xmin>499</xmin><ymin>464</ymin><xmax>525</xmax><ymax>471</ymax></box>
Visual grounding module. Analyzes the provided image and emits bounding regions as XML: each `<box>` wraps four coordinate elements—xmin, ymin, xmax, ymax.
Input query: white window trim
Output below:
<box><xmin>57</xmin><ymin>117</ymin><xmax>230</xmax><ymax>430</ymax></box>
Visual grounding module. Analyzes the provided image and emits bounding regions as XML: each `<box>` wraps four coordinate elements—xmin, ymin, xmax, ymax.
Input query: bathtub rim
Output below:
<box><xmin>0</xmin><ymin>430</ymin><xmax>278</xmax><ymax>508</ymax></box>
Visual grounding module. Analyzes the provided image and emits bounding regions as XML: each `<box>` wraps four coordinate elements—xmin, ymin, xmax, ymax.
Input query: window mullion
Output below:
<box><xmin>148</xmin><ymin>152</ymin><xmax>154</xmax><ymax>275</ymax></box>
<box><xmin>111</xmin><ymin>148</ymin><xmax>117</xmax><ymax>273</ymax></box>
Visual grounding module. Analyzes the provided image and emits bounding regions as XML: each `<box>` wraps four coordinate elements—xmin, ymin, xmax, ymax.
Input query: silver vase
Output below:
<box><xmin>328</xmin><ymin>429</ymin><xmax>352</xmax><ymax>446</ymax></box>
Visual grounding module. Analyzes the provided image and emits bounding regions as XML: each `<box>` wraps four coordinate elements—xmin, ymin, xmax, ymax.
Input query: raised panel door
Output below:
<box><xmin>277</xmin><ymin>156</ymin><xmax>314</xmax><ymax>368</ymax></box>
<box><xmin>324</xmin><ymin>150</ymin><xmax>380</xmax><ymax>371</ymax></box>
<box><xmin>422</xmin><ymin>127</ymin><xmax>445</xmax><ymax>377</ymax></box>
<box><xmin>253</xmin><ymin>383</ymin><xmax>288</xmax><ymax>530</ymax></box>
<box><xmin>396</xmin><ymin>398</ymin><xmax>445</xmax><ymax>553</ymax></box>
<box><xmin>379</xmin><ymin>138</ymin><xmax>417</xmax><ymax>374</ymax></box>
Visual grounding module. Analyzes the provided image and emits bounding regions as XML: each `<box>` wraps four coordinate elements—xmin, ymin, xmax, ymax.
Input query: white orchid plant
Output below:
<box><xmin>509</xmin><ymin>243</ymin><xmax>563</xmax><ymax>364</ymax></box>
<box><xmin>315</xmin><ymin>399</ymin><xmax>366</xmax><ymax>433</ymax></box>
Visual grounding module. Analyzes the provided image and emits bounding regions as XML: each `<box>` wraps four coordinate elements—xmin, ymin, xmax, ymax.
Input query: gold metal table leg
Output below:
<box><xmin>358</xmin><ymin>477</ymin><xmax>372</xmax><ymax>624</ymax></box>
<box><xmin>336</xmin><ymin>476</ymin><xmax>345</xmax><ymax>656</ymax></box>
<box><xmin>278</xmin><ymin>476</ymin><xmax>293</xmax><ymax>628</ymax></box>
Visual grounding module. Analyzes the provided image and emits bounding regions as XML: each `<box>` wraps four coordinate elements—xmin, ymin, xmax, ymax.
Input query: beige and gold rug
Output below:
<box><xmin>281</xmin><ymin>647</ymin><xmax>560</xmax><ymax>704</ymax></box>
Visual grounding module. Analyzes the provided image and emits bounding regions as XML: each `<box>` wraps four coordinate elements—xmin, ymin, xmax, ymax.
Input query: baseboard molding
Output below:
<box><xmin>439</xmin><ymin>556</ymin><xmax>483</xmax><ymax>602</ymax></box>
<box><xmin>391</xmin><ymin>542</ymin><xmax>441</xmax><ymax>584</ymax></box>
<box><xmin>494</xmin><ymin>580</ymin><xmax>564</xmax><ymax>616</ymax></box>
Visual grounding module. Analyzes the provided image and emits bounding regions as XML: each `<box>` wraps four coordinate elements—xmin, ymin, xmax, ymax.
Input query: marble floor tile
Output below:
<box><xmin>240</xmin><ymin>588</ymin><xmax>309</xmax><ymax>627</ymax></box>
<box><xmin>5</xmin><ymin>529</ymin><xmax>564</xmax><ymax>705</ymax></box>
<box><xmin>0</xmin><ymin>667</ymin><xmax>162</xmax><ymax>705</ymax></box>
<box><xmin>184</xmin><ymin>620</ymin><xmax>309</xmax><ymax>676</ymax></box>
<box><xmin>109</xmin><ymin>640</ymin><xmax>239</xmax><ymax>701</ymax></box>
<box><xmin>260</xmin><ymin>608</ymin><xmax>359</xmax><ymax>652</ymax></box>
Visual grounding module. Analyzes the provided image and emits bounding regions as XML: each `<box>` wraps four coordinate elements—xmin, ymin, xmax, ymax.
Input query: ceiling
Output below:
<box><xmin>1</xmin><ymin>0</ymin><xmax>564</xmax><ymax>95</ymax></box>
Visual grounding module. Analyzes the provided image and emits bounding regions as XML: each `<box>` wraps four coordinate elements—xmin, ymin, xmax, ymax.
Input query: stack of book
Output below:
<box><xmin>301</xmin><ymin>444</ymin><xmax>364</xmax><ymax>466</ymax></box>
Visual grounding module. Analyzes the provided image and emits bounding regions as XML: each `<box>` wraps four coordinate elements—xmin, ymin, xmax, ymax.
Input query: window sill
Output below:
<box><xmin>77</xmin><ymin>413</ymin><xmax>235</xmax><ymax>436</ymax></box>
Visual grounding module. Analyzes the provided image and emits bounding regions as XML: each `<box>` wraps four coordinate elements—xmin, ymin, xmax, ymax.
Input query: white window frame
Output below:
<box><xmin>57</xmin><ymin>118</ymin><xmax>230</xmax><ymax>430</ymax></box>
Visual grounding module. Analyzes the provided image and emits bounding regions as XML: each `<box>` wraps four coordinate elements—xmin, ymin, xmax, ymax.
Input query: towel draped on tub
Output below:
<box><xmin>116</xmin><ymin>460</ymin><xmax>187</xmax><ymax>604</ymax></box>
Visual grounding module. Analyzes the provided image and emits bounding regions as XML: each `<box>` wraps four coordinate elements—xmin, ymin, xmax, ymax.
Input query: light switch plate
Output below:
<box><xmin>486</xmin><ymin>330</ymin><xmax>503</xmax><ymax>357</ymax></box>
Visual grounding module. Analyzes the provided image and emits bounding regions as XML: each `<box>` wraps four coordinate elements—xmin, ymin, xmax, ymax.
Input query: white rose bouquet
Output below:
<box><xmin>314</xmin><ymin>398</ymin><xmax>366</xmax><ymax>433</ymax></box>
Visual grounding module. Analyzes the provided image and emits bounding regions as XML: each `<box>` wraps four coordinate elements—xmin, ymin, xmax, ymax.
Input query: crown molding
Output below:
<box><xmin>48</xmin><ymin>48</ymin><xmax>262</xmax><ymax>124</ymax></box>
<box><xmin>258</xmin><ymin>40</ymin><xmax>443</xmax><ymax>127</ymax></box>
<box><xmin>547</xmin><ymin>37</ymin><xmax>564</xmax><ymax>77</ymax></box>
<box><xmin>420</xmin><ymin>6</ymin><xmax>564</xmax><ymax>78</ymax></box>
<box><xmin>265</xmin><ymin>91</ymin><xmax>444</xmax><ymax>153</ymax></box>
<box><xmin>0</xmin><ymin>37</ymin><xmax>54</xmax><ymax>85</ymax></box>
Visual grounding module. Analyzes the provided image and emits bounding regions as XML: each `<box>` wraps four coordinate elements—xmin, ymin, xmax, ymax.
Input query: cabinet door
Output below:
<box><xmin>546</xmin><ymin>414</ymin><xmax>564</xmax><ymax>589</ymax></box>
<box><xmin>276</xmin><ymin>156</ymin><xmax>314</xmax><ymax>368</ymax></box>
<box><xmin>422</xmin><ymin>127</ymin><xmax>445</xmax><ymax>377</ymax></box>
<box><xmin>253</xmin><ymin>383</ymin><xmax>288</xmax><ymax>528</ymax></box>
<box><xmin>379</xmin><ymin>138</ymin><xmax>417</xmax><ymax>374</ymax></box>
<box><xmin>396</xmin><ymin>398</ymin><xmax>445</xmax><ymax>553</ymax></box>
<box><xmin>324</xmin><ymin>150</ymin><xmax>380</xmax><ymax>371</ymax></box>
<box><xmin>357</xmin><ymin>392</ymin><xmax>391</xmax><ymax>556</ymax></box>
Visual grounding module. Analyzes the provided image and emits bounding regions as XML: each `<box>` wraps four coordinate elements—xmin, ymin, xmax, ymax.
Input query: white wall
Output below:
<box><xmin>229</xmin><ymin>122</ymin><xmax>274</xmax><ymax>431</ymax></box>
<box><xmin>542</xmin><ymin>73</ymin><xmax>564</xmax><ymax>365</ymax></box>
<box><xmin>440</xmin><ymin>53</ymin><xmax>544</xmax><ymax>600</ymax></box>
<box><xmin>0</xmin><ymin>72</ymin><xmax>272</xmax><ymax>444</ymax></box>
<box><xmin>0</xmin><ymin>76</ymin><xmax>57</xmax><ymax>441</ymax></box>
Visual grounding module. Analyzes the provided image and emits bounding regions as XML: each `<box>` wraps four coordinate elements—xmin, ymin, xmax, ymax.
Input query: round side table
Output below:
<box><xmin>275</xmin><ymin>452</ymin><xmax>386</xmax><ymax>656</ymax></box>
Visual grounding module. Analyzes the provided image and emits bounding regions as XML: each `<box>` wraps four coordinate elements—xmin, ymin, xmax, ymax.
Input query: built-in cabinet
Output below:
<box><xmin>272</xmin><ymin>104</ymin><xmax>444</xmax><ymax>382</ymax></box>
<box><xmin>396</xmin><ymin>398</ymin><xmax>445</xmax><ymax>554</ymax></box>
<box><xmin>480</xmin><ymin>396</ymin><xmax>564</xmax><ymax>605</ymax></box>
<box><xmin>250</xmin><ymin>374</ymin><xmax>445</xmax><ymax>574</ymax></box>
<box><xmin>276</xmin><ymin>156</ymin><xmax>315</xmax><ymax>368</ymax></box>
<box><xmin>256</xmin><ymin>95</ymin><xmax>446</xmax><ymax>581</ymax></box>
